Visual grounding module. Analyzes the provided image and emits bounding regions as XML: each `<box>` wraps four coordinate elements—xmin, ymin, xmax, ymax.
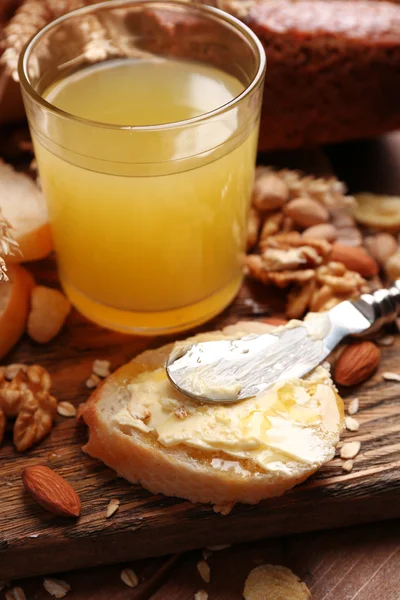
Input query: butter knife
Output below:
<box><xmin>166</xmin><ymin>282</ymin><xmax>400</xmax><ymax>403</ymax></box>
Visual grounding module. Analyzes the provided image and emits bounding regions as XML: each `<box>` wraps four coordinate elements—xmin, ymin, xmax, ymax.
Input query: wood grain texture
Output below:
<box><xmin>3</xmin><ymin>520</ymin><xmax>399</xmax><ymax>599</ymax></box>
<box><xmin>0</xmin><ymin>136</ymin><xmax>399</xmax><ymax>587</ymax></box>
<box><xmin>0</xmin><ymin>266</ymin><xmax>399</xmax><ymax>580</ymax></box>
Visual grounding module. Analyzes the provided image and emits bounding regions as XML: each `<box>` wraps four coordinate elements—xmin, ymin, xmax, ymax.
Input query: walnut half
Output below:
<box><xmin>0</xmin><ymin>365</ymin><xmax>57</xmax><ymax>452</ymax></box>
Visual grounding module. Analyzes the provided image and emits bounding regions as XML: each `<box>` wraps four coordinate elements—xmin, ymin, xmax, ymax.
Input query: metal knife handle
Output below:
<box><xmin>351</xmin><ymin>280</ymin><xmax>400</xmax><ymax>334</ymax></box>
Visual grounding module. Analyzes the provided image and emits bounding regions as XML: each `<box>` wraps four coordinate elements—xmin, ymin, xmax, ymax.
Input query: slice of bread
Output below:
<box><xmin>80</xmin><ymin>321</ymin><xmax>344</xmax><ymax>508</ymax></box>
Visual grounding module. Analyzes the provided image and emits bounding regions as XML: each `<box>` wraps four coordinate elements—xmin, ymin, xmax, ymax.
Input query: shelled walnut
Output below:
<box><xmin>0</xmin><ymin>364</ymin><xmax>57</xmax><ymax>451</ymax></box>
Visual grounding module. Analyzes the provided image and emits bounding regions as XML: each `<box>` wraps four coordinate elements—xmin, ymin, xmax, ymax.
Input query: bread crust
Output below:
<box><xmin>80</xmin><ymin>331</ymin><xmax>343</xmax><ymax>508</ymax></box>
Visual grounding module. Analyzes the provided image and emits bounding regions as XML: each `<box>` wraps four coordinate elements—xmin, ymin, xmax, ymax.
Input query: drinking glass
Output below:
<box><xmin>19</xmin><ymin>0</ymin><xmax>266</xmax><ymax>335</ymax></box>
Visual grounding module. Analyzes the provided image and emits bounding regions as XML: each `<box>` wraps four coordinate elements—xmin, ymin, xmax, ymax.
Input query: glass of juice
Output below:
<box><xmin>19</xmin><ymin>0</ymin><xmax>266</xmax><ymax>335</ymax></box>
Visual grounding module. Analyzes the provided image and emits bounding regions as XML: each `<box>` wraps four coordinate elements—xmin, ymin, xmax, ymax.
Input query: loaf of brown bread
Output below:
<box><xmin>244</xmin><ymin>0</ymin><xmax>400</xmax><ymax>150</ymax></box>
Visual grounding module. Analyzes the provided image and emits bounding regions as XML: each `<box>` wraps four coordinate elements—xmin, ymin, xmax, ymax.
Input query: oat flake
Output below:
<box><xmin>86</xmin><ymin>373</ymin><xmax>101</xmax><ymax>389</ymax></box>
<box><xmin>43</xmin><ymin>578</ymin><xmax>71</xmax><ymax>598</ymax></box>
<box><xmin>345</xmin><ymin>416</ymin><xmax>360</xmax><ymax>432</ymax></box>
<box><xmin>377</xmin><ymin>335</ymin><xmax>395</xmax><ymax>347</ymax></box>
<box><xmin>121</xmin><ymin>568</ymin><xmax>138</xmax><ymax>588</ymax></box>
<box><xmin>347</xmin><ymin>398</ymin><xmax>359</xmax><ymax>415</ymax></box>
<box><xmin>342</xmin><ymin>460</ymin><xmax>354</xmax><ymax>472</ymax></box>
<box><xmin>106</xmin><ymin>498</ymin><xmax>120</xmax><ymax>518</ymax></box>
<box><xmin>57</xmin><ymin>401</ymin><xmax>77</xmax><ymax>418</ymax></box>
<box><xmin>382</xmin><ymin>372</ymin><xmax>400</xmax><ymax>382</ymax></box>
<box><xmin>92</xmin><ymin>359</ymin><xmax>111</xmax><ymax>378</ymax></box>
<box><xmin>5</xmin><ymin>588</ymin><xmax>26</xmax><ymax>600</ymax></box>
<box><xmin>340</xmin><ymin>441</ymin><xmax>361</xmax><ymax>460</ymax></box>
<box><xmin>197</xmin><ymin>560</ymin><xmax>211</xmax><ymax>583</ymax></box>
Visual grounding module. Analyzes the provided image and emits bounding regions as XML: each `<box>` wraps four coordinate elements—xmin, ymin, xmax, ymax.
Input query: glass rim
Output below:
<box><xmin>18</xmin><ymin>0</ymin><xmax>266</xmax><ymax>132</ymax></box>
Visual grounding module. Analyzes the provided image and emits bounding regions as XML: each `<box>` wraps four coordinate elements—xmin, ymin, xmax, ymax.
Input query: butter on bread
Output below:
<box><xmin>79</xmin><ymin>321</ymin><xmax>344</xmax><ymax>507</ymax></box>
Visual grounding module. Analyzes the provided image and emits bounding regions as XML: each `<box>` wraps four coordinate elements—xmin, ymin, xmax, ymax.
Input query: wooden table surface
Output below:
<box><xmin>1</xmin><ymin>130</ymin><xmax>400</xmax><ymax>599</ymax></box>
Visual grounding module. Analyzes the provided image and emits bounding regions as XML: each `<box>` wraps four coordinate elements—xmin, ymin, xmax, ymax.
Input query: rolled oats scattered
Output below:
<box><xmin>194</xmin><ymin>591</ymin><xmax>208</xmax><ymax>600</ymax></box>
<box><xmin>57</xmin><ymin>401</ymin><xmax>77</xmax><ymax>418</ymax></box>
<box><xmin>43</xmin><ymin>578</ymin><xmax>71</xmax><ymax>598</ymax></box>
<box><xmin>92</xmin><ymin>359</ymin><xmax>111</xmax><ymax>378</ymax></box>
<box><xmin>382</xmin><ymin>372</ymin><xmax>400</xmax><ymax>382</ymax></box>
<box><xmin>340</xmin><ymin>441</ymin><xmax>361</xmax><ymax>460</ymax></box>
<box><xmin>347</xmin><ymin>398</ymin><xmax>359</xmax><ymax>415</ymax></box>
<box><xmin>197</xmin><ymin>560</ymin><xmax>211</xmax><ymax>583</ymax></box>
<box><xmin>345</xmin><ymin>416</ymin><xmax>360</xmax><ymax>432</ymax></box>
<box><xmin>377</xmin><ymin>335</ymin><xmax>395</xmax><ymax>347</ymax></box>
<box><xmin>120</xmin><ymin>568</ymin><xmax>139</xmax><ymax>588</ymax></box>
<box><xmin>342</xmin><ymin>460</ymin><xmax>354</xmax><ymax>473</ymax></box>
<box><xmin>106</xmin><ymin>498</ymin><xmax>120</xmax><ymax>518</ymax></box>
<box><xmin>5</xmin><ymin>588</ymin><xmax>26</xmax><ymax>600</ymax></box>
<box><xmin>85</xmin><ymin>373</ymin><xmax>101</xmax><ymax>389</ymax></box>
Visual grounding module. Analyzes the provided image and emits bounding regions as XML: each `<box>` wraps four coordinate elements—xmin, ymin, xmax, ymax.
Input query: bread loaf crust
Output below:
<box><xmin>247</xmin><ymin>0</ymin><xmax>400</xmax><ymax>150</ymax></box>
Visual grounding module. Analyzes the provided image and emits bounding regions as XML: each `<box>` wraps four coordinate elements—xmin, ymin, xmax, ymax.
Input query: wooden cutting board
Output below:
<box><xmin>1</xmin><ymin>266</ymin><xmax>399</xmax><ymax>580</ymax></box>
<box><xmin>0</xmin><ymin>147</ymin><xmax>399</xmax><ymax>581</ymax></box>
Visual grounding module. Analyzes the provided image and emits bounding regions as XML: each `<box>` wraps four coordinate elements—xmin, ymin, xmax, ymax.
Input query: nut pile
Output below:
<box><xmin>246</xmin><ymin>168</ymin><xmax>382</xmax><ymax>318</ymax></box>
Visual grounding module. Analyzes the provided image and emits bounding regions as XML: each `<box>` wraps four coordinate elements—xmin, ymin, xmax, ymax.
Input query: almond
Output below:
<box><xmin>27</xmin><ymin>286</ymin><xmax>71</xmax><ymax>344</ymax></box>
<box><xmin>330</xmin><ymin>244</ymin><xmax>378</xmax><ymax>277</ymax></box>
<box><xmin>302</xmin><ymin>223</ymin><xmax>337</xmax><ymax>242</ymax></box>
<box><xmin>22</xmin><ymin>465</ymin><xmax>81</xmax><ymax>518</ymax></box>
<box><xmin>284</xmin><ymin>197</ymin><xmax>329</xmax><ymax>228</ymax></box>
<box><xmin>334</xmin><ymin>341</ymin><xmax>380</xmax><ymax>386</ymax></box>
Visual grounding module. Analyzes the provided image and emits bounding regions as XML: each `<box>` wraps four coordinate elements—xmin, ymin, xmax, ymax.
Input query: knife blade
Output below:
<box><xmin>166</xmin><ymin>284</ymin><xmax>400</xmax><ymax>403</ymax></box>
